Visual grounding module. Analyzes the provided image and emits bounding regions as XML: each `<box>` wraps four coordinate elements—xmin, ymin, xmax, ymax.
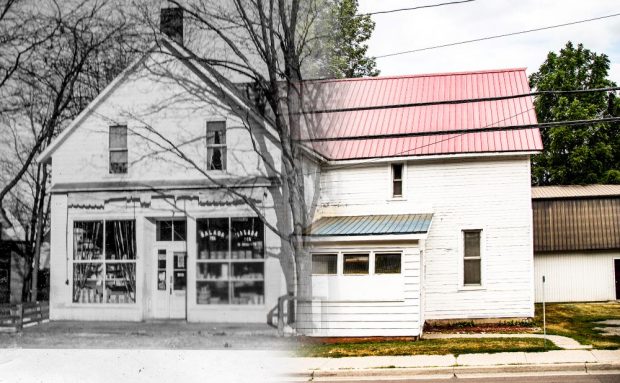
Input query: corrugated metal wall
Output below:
<box><xmin>533</xmin><ymin>198</ymin><xmax>620</xmax><ymax>252</ymax></box>
<box><xmin>534</xmin><ymin>252</ymin><xmax>619</xmax><ymax>302</ymax></box>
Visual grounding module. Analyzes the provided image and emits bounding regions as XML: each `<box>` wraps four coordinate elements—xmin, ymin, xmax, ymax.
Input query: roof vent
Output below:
<box><xmin>160</xmin><ymin>6</ymin><xmax>183</xmax><ymax>45</ymax></box>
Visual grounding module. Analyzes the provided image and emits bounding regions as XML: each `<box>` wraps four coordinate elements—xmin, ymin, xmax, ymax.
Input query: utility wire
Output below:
<box><xmin>375</xmin><ymin>12</ymin><xmax>620</xmax><ymax>58</ymax></box>
<box><xmin>361</xmin><ymin>0</ymin><xmax>475</xmax><ymax>16</ymax></box>
<box><xmin>302</xmin><ymin>86</ymin><xmax>620</xmax><ymax>114</ymax></box>
<box><xmin>301</xmin><ymin>117</ymin><xmax>620</xmax><ymax>143</ymax></box>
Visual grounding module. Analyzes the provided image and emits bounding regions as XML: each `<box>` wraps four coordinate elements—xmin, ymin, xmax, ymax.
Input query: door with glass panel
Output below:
<box><xmin>153</xmin><ymin>219</ymin><xmax>187</xmax><ymax>319</ymax></box>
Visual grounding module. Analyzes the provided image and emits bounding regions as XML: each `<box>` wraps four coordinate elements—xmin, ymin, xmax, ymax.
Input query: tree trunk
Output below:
<box><xmin>30</xmin><ymin>163</ymin><xmax>49</xmax><ymax>302</ymax></box>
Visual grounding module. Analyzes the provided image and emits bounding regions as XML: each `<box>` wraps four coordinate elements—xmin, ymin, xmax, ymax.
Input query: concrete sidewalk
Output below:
<box><xmin>290</xmin><ymin>349</ymin><xmax>620</xmax><ymax>379</ymax></box>
<box><xmin>424</xmin><ymin>333</ymin><xmax>592</xmax><ymax>349</ymax></box>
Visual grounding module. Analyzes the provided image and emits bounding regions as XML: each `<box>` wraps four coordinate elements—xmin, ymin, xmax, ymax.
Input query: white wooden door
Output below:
<box><xmin>153</xmin><ymin>244</ymin><xmax>187</xmax><ymax>319</ymax></box>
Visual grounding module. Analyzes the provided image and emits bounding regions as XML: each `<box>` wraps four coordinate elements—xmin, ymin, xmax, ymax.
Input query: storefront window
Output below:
<box><xmin>196</xmin><ymin>217</ymin><xmax>264</xmax><ymax>305</ymax></box>
<box><xmin>73</xmin><ymin>220</ymin><xmax>136</xmax><ymax>304</ymax></box>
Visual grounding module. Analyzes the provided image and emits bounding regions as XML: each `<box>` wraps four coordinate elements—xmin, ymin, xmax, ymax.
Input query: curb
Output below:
<box><xmin>290</xmin><ymin>362</ymin><xmax>620</xmax><ymax>379</ymax></box>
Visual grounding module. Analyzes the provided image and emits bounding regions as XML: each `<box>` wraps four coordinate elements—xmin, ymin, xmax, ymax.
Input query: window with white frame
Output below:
<box><xmin>375</xmin><ymin>253</ymin><xmax>401</xmax><ymax>274</ymax></box>
<box><xmin>312</xmin><ymin>254</ymin><xmax>337</xmax><ymax>275</ymax></box>
<box><xmin>156</xmin><ymin>219</ymin><xmax>187</xmax><ymax>241</ymax></box>
<box><xmin>196</xmin><ymin>217</ymin><xmax>264</xmax><ymax>305</ymax></box>
<box><xmin>109</xmin><ymin>125</ymin><xmax>128</xmax><ymax>174</ymax></box>
<box><xmin>392</xmin><ymin>163</ymin><xmax>404</xmax><ymax>197</ymax></box>
<box><xmin>72</xmin><ymin>220</ymin><xmax>136</xmax><ymax>304</ymax></box>
<box><xmin>463</xmin><ymin>230</ymin><xmax>482</xmax><ymax>285</ymax></box>
<box><xmin>311</xmin><ymin>251</ymin><xmax>402</xmax><ymax>276</ymax></box>
<box><xmin>206</xmin><ymin>121</ymin><xmax>226</xmax><ymax>170</ymax></box>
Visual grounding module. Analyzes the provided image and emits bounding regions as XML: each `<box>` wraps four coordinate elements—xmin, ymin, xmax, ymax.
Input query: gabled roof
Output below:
<box><xmin>37</xmin><ymin>36</ymin><xmax>277</xmax><ymax>164</ymax></box>
<box><xmin>305</xmin><ymin>68</ymin><xmax>543</xmax><ymax>160</ymax></box>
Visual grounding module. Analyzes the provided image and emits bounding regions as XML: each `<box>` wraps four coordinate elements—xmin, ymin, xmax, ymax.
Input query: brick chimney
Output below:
<box><xmin>160</xmin><ymin>7</ymin><xmax>183</xmax><ymax>45</ymax></box>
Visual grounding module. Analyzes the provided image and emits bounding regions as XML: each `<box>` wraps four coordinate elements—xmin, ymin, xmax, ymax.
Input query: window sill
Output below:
<box><xmin>458</xmin><ymin>285</ymin><xmax>485</xmax><ymax>291</ymax></box>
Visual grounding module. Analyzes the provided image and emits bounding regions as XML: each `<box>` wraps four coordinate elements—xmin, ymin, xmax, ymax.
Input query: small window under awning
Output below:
<box><xmin>306</xmin><ymin>214</ymin><xmax>432</xmax><ymax>237</ymax></box>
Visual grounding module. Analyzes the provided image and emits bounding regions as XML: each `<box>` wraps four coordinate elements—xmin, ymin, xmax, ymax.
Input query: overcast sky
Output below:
<box><xmin>358</xmin><ymin>0</ymin><xmax>620</xmax><ymax>83</ymax></box>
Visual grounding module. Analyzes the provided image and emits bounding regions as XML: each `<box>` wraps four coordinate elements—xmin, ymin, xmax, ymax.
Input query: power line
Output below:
<box><xmin>375</xmin><ymin>12</ymin><xmax>620</xmax><ymax>59</ymax></box>
<box><xmin>361</xmin><ymin>0</ymin><xmax>475</xmax><ymax>16</ymax></box>
<box><xmin>302</xmin><ymin>86</ymin><xmax>620</xmax><ymax>114</ymax></box>
<box><xmin>301</xmin><ymin>117</ymin><xmax>620</xmax><ymax>143</ymax></box>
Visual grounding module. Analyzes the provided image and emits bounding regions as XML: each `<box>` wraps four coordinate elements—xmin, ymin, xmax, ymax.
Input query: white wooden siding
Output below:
<box><xmin>317</xmin><ymin>156</ymin><xmax>535</xmax><ymax>321</ymax></box>
<box><xmin>299</xmin><ymin>245</ymin><xmax>422</xmax><ymax>337</ymax></box>
<box><xmin>534</xmin><ymin>252</ymin><xmax>619</xmax><ymax>302</ymax></box>
<box><xmin>51</xmin><ymin>50</ymin><xmax>280</xmax><ymax>185</ymax></box>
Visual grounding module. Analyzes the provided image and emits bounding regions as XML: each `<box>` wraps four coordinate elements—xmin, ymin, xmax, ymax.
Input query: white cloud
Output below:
<box><xmin>359</xmin><ymin>0</ymin><xmax>620</xmax><ymax>83</ymax></box>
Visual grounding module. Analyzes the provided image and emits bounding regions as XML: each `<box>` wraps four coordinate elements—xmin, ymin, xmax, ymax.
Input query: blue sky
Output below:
<box><xmin>359</xmin><ymin>0</ymin><xmax>620</xmax><ymax>84</ymax></box>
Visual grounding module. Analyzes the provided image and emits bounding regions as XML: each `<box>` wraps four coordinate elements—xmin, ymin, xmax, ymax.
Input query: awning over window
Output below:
<box><xmin>307</xmin><ymin>214</ymin><xmax>432</xmax><ymax>237</ymax></box>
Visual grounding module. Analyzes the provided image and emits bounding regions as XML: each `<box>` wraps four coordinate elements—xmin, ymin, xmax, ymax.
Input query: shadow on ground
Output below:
<box><xmin>0</xmin><ymin>321</ymin><xmax>296</xmax><ymax>350</ymax></box>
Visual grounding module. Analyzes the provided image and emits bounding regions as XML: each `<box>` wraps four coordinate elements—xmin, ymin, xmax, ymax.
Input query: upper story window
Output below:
<box><xmin>463</xmin><ymin>230</ymin><xmax>482</xmax><ymax>285</ymax></box>
<box><xmin>392</xmin><ymin>163</ymin><xmax>404</xmax><ymax>198</ymax></box>
<box><xmin>206</xmin><ymin>121</ymin><xmax>226</xmax><ymax>171</ymax></box>
<box><xmin>109</xmin><ymin>125</ymin><xmax>128</xmax><ymax>174</ymax></box>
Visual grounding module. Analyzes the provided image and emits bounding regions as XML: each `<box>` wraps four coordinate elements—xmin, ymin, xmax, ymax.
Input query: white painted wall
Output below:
<box><xmin>302</xmin><ymin>243</ymin><xmax>422</xmax><ymax>337</ymax></box>
<box><xmin>50</xmin><ymin>49</ymin><xmax>280</xmax><ymax>186</ymax></box>
<box><xmin>534</xmin><ymin>252</ymin><xmax>619</xmax><ymax>303</ymax></box>
<box><xmin>317</xmin><ymin>156</ymin><xmax>535</xmax><ymax>321</ymax></box>
<box><xmin>48</xmin><ymin>195</ymin><xmax>286</xmax><ymax>322</ymax></box>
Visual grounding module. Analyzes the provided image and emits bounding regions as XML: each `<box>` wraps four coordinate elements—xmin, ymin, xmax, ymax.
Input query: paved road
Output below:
<box><xmin>312</xmin><ymin>373</ymin><xmax>620</xmax><ymax>383</ymax></box>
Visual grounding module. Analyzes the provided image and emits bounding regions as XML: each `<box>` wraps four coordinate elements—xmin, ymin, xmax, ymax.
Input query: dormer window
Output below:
<box><xmin>109</xmin><ymin>125</ymin><xmax>128</xmax><ymax>174</ymax></box>
<box><xmin>206</xmin><ymin>121</ymin><xmax>226</xmax><ymax>171</ymax></box>
<box><xmin>392</xmin><ymin>163</ymin><xmax>404</xmax><ymax>198</ymax></box>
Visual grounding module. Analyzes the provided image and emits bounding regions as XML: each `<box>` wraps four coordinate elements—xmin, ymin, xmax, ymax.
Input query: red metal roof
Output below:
<box><xmin>305</xmin><ymin>68</ymin><xmax>542</xmax><ymax>160</ymax></box>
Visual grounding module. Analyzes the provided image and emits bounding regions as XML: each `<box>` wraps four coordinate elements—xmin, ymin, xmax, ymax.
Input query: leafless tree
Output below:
<box><xmin>0</xmin><ymin>0</ymin><xmax>145</xmax><ymax>301</ymax></box>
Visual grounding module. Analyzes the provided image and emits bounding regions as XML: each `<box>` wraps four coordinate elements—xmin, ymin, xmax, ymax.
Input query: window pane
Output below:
<box><xmin>343</xmin><ymin>254</ymin><xmax>369</xmax><ymax>274</ymax></box>
<box><xmin>206</xmin><ymin>121</ymin><xmax>226</xmax><ymax>145</ymax></box>
<box><xmin>232</xmin><ymin>281</ymin><xmax>264</xmax><ymax>305</ymax></box>
<box><xmin>105</xmin><ymin>263</ymin><xmax>136</xmax><ymax>303</ymax></box>
<box><xmin>109</xmin><ymin>125</ymin><xmax>127</xmax><ymax>149</ymax></box>
<box><xmin>375</xmin><ymin>253</ymin><xmax>401</xmax><ymax>274</ymax></box>
<box><xmin>231</xmin><ymin>217</ymin><xmax>264</xmax><ymax>259</ymax></box>
<box><xmin>106</xmin><ymin>220</ymin><xmax>136</xmax><ymax>260</ymax></box>
<box><xmin>173</xmin><ymin>220</ymin><xmax>187</xmax><ymax>241</ymax></box>
<box><xmin>464</xmin><ymin>259</ymin><xmax>481</xmax><ymax>285</ymax></box>
<box><xmin>232</xmin><ymin>262</ymin><xmax>264</xmax><ymax>280</ymax></box>
<box><xmin>312</xmin><ymin>254</ymin><xmax>337</xmax><ymax>275</ymax></box>
<box><xmin>393</xmin><ymin>181</ymin><xmax>403</xmax><ymax>197</ymax></box>
<box><xmin>392</xmin><ymin>164</ymin><xmax>402</xmax><ymax>180</ymax></box>
<box><xmin>197</xmin><ymin>218</ymin><xmax>229</xmax><ymax>260</ymax></box>
<box><xmin>73</xmin><ymin>263</ymin><xmax>103</xmax><ymax>303</ymax></box>
<box><xmin>73</xmin><ymin>221</ymin><xmax>103</xmax><ymax>260</ymax></box>
<box><xmin>157</xmin><ymin>250</ymin><xmax>166</xmax><ymax>291</ymax></box>
<box><xmin>197</xmin><ymin>281</ymin><xmax>229</xmax><ymax>304</ymax></box>
<box><xmin>156</xmin><ymin>220</ymin><xmax>173</xmax><ymax>241</ymax></box>
<box><xmin>197</xmin><ymin>262</ymin><xmax>229</xmax><ymax>280</ymax></box>
<box><xmin>464</xmin><ymin>231</ymin><xmax>481</xmax><ymax>258</ymax></box>
<box><xmin>207</xmin><ymin>147</ymin><xmax>226</xmax><ymax>170</ymax></box>
<box><xmin>110</xmin><ymin>150</ymin><xmax>128</xmax><ymax>174</ymax></box>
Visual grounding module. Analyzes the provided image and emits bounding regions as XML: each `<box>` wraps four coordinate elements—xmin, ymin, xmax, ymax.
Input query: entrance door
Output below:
<box><xmin>615</xmin><ymin>259</ymin><xmax>620</xmax><ymax>300</ymax></box>
<box><xmin>153</xmin><ymin>244</ymin><xmax>187</xmax><ymax>319</ymax></box>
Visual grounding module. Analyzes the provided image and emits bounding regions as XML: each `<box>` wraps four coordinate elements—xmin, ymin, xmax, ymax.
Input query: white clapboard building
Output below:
<box><xmin>38</xmin><ymin>8</ymin><xmax>545</xmax><ymax>336</ymax></box>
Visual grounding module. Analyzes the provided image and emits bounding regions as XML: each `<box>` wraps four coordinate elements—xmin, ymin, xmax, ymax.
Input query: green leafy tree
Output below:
<box><xmin>327</xmin><ymin>0</ymin><xmax>379</xmax><ymax>78</ymax></box>
<box><xmin>529</xmin><ymin>42</ymin><xmax>620</xmax><ymax>185</ymax></box>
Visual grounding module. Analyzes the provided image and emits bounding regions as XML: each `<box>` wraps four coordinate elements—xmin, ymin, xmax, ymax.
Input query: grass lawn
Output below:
<box><xmin>298</xmin><ymin>337</ymin><xmax>558</xmax><ymax>358</ymax></box>
<box><xmin>534</xmin><ymin>302</ymin><xmax>620</xmax><ymax>349</ymax></box>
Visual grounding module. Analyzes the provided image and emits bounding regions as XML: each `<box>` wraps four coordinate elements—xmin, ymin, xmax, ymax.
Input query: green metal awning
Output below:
<box><xmin>307</xmin><ymin>214</ymin><xmax>433</xmax><ymax>237</ymax></box>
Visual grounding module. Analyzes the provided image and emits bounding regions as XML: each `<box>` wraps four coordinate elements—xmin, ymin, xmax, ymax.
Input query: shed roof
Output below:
<box><xmin>532</xmin><ymin>185</ymin><xmax>620</xmax><ymax>199</ymax></box>
<box><xmin>305</xmin><ymin>68</ymin><xmax>543</xmax><ymax>160</ymax></box>
<box><xmin>307</xmin><ymin>214</ymin><xmax>432</xmax><ymax>237</ymax></box>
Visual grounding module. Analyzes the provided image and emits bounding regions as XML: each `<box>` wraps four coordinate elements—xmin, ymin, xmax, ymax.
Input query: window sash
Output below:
<box><xmin>392</xmin><ymin>164</ymin><xmax>403</xmax><ymax>197</ymax></box>
<box><xmin>343</xmin><ymin>254</ymin><xmax>370</xmax><ymax>275</ymax></box>
<box><xmin>375</xmin><ymin>253</ymin><xmax>401</xmax><ymax>274</ymax></box>
<box><xmin>72</xmin><ymin>220</ymin><xmax>136</xmax><ymax>304</ymax></box>
<box><xmin>463</xmin><ymin>230</ymin><xmax>482</xmax><ymax>285</ymax></box>
<box><xmin>206</xmin><ymin>121</ymin><xmax>227</xmax><ymax>171</ymax></box>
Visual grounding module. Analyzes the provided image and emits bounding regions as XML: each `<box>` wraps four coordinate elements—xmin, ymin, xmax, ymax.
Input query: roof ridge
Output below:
<box><xmin>314</xmin><ymin>67</ymin><xmax>528</xmax><ymax>83</ymax></box>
